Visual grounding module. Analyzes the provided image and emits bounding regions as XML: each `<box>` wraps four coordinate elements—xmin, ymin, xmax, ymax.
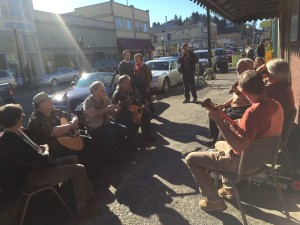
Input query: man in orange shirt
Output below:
<box><xmin>186</xmin><ymin>70</ymin><xmax>284</xmax><ymax>212</ymax></box>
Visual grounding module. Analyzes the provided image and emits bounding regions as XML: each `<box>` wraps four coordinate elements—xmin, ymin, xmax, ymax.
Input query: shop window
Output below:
<box><xmin>290</xmin><ymin>0</ymin><xmax>299</xmax><ymax>42</ymax></box>
<box><xmin>126</xmin><ymin>19</ymin><xmax>132</xmax><ymax>31</ymax></box>
<box><xmin>116</xmin><ymin>17</ymin><xmax>124</xmax><ymax>30</ymax></box>
<box><xmin>143</xmin><ymin>22</ymin><xmax>148</xmax><ymax>32</ymax></box>
<box><xmin>135</xmin><ymin>21</ymin><xmax>141</xmax><ymax>32</ymax></box>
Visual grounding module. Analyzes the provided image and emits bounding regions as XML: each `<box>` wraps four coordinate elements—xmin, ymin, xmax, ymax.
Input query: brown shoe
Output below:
<box><xmin>199</xmin><ymin>198</ymin><xmax>227</xmax><ymax>212</ymax></box>
<box><xmin>218</xmin><ymin>185</ymin><xmax>235</xmax><ymax>199</ymax></box>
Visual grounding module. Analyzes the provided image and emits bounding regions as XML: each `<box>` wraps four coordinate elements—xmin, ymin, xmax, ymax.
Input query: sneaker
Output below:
<box><xmin>199</xmin><ymin>198</ymin><xmax>227</xmax><ymax>212</ymax></box>
<box><xmin>218</xmin><ymin>185</ymin><xmax>235</xmax><ymax>199</ymax></box>
<box><xmin>192</xmin><ymin>98</ymin><xmax>197</xmax><ymax>103</ymax></box>
<box><xmin>182</xmin><ymin>99</ymin><xmax>190</xmax><ymax>103</ymax></box>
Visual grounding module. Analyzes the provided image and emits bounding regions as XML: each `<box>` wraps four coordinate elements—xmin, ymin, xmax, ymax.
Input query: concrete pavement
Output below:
<box><xmin>20</xmin><ymin>69</ymin><xmax>300</xmax><ymax>225</ymax></box>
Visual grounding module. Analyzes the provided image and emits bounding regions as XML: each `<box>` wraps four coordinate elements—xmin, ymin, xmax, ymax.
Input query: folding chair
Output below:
<box><xmin>215</xmin><ymin>135</ymin><xmax>290</xmax><ymax>225</ymax></box>
<box><xmin>19</xmin><ymin>185</ymin><xmax>74</xmax><ymax>225</ymax></box>
<box><xmin>280</xmin><ymin>108</ymin><xmax>297</xmax><ymax>169</ymax></box>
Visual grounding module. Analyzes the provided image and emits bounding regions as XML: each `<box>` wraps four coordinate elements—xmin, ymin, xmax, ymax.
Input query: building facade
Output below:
<box><xmin>34</xmin><ymin>11</ymin><xmax>117</xmax><ymax>73</ymax></box>
<box><xmin>0</xmin><ymin>0</ymin><xmax>43</xmax><ymax>78</ymax></box>
<box><xmin>70</xmin><ymin>0</ymin><xmax>154</xmax><ymax>59</ymax></box>
<box><xmin>151</xmin><ymin>21</ymin><xmax>217</xmax><ymax>58</ymax></box>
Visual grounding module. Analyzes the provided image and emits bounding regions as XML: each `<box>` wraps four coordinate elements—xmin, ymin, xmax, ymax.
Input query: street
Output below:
<box><xmin>13</xmin><ymin>69</ymin><xmax>300</xmax><ymax>225</ymax></box>
<box><xmin>13</xmin><ymin>83</ymin><xmax>70</xmax><ymax>126</ymax></box>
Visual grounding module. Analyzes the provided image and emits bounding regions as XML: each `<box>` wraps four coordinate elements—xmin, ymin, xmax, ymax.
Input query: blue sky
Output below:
<box><xmin>32</xmin><ymin>0</ymin><xmax>206</xmax><ymax>25</ymax></box>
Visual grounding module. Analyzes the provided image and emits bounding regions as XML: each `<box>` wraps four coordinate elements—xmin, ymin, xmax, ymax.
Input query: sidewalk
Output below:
<box><xmin>22</xmin><ymin>69</ymin><xmax>300</xmax><ymax>225</ymax></box>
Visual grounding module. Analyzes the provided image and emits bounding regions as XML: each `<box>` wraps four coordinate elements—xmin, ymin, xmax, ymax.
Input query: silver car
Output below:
<box><xmin>0</xmin><ymin>70</ymin><xmax>18</xmax><ymax>88</ymax></box>
<box><xmin>146</xmin><ymin>59</ymin><xmax>182</xmax><ymax>93</ymax></box>
<box><xmin>36</xmin><ymin>67</ymin><xmax>80</xmax><ymax>87</ymax></box>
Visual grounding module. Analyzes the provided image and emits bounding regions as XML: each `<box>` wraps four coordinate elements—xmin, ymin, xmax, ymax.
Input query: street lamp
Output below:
<box><xmin>161</xmin><ymin>37</ymin><xmax>164</xmax><ymax>57</ymax></box>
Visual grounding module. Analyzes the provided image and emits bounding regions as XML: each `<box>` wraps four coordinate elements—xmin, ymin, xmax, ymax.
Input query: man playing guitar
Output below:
<box><xmin>83</xmin><ymin>81</ymin><xmax>128</xmax><ymax>162</ymax></box>
<box><xmin>28</xmin><ymin>92</ymin><xmax>83</xmax><ymax>158</ymax></box>
<box><xmin>112</xmin><ymin>75</ymin><xmax>155</xmax><ymax>148</ymax></box>
<box><xmin>186</xmin><ymin>70</ymin><xmax>284</xmax><ymax>212</ymax></box>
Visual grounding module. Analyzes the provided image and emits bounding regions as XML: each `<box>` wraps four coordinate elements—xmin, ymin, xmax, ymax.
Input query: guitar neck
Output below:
<box><xmin>199</xmin><ymin>98</ymin><xmax>239</xmax><ymax>127</ymax></box>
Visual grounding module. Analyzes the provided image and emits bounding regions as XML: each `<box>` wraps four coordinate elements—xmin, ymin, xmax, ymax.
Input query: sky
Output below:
<box><xmin>32</xmin><ymin>0</ymin><xmax>206</xmax><ymax>25</ymax></box>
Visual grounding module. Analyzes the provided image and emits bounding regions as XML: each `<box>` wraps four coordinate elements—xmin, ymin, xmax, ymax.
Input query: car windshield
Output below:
<box><xmin>214</xmin><ymin>49</ymin><xmax>225</xmax><ymax>56</ymax></box>
<box><xmin>196</xmin><ymin>52</ymin><xmax>208</xmax><ymax>59</ymax></box>
<box><xmin>47</xmin><ymin>68</ymin><xmax>58</xmax><ymax>75</ymax></box>
<box><xmin>75</xmin><ymin>73</ymin><xmax>113</xmax><ymax>88</ymax></box>
<box><xmin>146</xmin><ymin>61</ymin><xmax>169</xmax><ymax>70</ymax></box>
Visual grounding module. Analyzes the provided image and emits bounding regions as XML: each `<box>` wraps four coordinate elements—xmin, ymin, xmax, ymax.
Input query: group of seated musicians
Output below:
<box><xmin>186</xmin><ymin>57</ymin><xmax>295</xmax><ymax>212</ymax></box>
<box><xmin>0</xmin><ymin>104</ymin><xmax>98</xmax><ymax>219</ymax></box>
<box><xmin>206</xmin><ymin>58</ymin><xmax>295</xmax><ymax>147</ymax></box>
<box><xmin>0</xmin><ymin>74</ymin><xmax>157</xmax><ymax>219</ymax></box>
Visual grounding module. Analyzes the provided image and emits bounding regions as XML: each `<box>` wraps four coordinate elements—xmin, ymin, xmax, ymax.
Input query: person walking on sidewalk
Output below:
<box><xmin>178</xmin><ymin>43</ymin><xmax>198</xmax><ymax>103</ymax></box>
<box><xmin>186</xmin><ymin>70</ymin><xmax>283</xmax><ymax>212</ymax></box>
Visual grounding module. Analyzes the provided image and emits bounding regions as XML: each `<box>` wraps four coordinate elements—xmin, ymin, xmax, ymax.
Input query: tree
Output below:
<box><xmin>174</xmin><ymin>14</ymin><xmax>179</xmax><ymax>25</ymax></box>
<box><xmin>191</xmin><ymin>11</ymin><xmax>200</xmax><ymax>23</ymax></box>
<box><xmin>178</xmin><ymin>16</ymin><xmax>183</xmax><ymax>26</ymax></box>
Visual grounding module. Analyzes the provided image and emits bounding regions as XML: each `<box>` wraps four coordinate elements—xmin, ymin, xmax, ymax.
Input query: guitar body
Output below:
<box><xmin>129</xmin><ymin>105</ymin><xmax>143</xmax><ymax>124</ymax></box>
<box><xmin>57</xmin><ymin>118</ymin><xmax>84</xmax><ymax>151</ymax></box>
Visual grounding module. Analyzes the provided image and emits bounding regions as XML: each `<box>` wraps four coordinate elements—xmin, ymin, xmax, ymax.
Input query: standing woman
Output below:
<box><xmin>178</xmin><ymin>43</ymin><xmax>198</xmax><ymax>103</ymax></box>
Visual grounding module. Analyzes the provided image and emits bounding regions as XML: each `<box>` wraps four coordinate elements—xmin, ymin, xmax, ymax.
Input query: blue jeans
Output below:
<box><xmin>88</xmin><ymin>122</ymin><xmax>128</xmax><ymax>160</ymax></box>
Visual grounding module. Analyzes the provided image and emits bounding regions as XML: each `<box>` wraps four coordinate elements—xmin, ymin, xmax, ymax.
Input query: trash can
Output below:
<box><xmin>219</xmin><ymin>59</ymin><xmax>229</xmax><ymax>73</ymax></box>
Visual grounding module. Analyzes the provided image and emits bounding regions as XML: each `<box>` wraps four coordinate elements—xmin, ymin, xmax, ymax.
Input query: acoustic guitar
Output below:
<box><xmin>57</xmin><ymin>118</ymin><xmax>84</xmax><ymax>151</ymax></box>
<box><xmin>129</xmin><ymin>96</ymin><xmax>156</xmax><ymax>124</ymax></box>
<box><xmin>197</xmin><ymin>98</ymin><xmax>239</xmax><ymax>128</ymax></box>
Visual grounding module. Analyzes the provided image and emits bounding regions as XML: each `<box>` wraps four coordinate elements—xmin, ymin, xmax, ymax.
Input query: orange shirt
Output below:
<box><xmin>234</xmin><ymin>99</ymin><xmax>284</xmax><ymax>155</ymax></box>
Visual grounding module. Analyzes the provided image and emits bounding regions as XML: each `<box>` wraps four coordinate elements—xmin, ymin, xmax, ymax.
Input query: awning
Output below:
<box><xmin>117</xmin><ymin>38</ymin><xmax>155</xmax><ymax>51</ymax></box>
<box><xmin>191</xmin><ymin>0</ymin><xmax>281</xmax><ymax>23</ymax></box>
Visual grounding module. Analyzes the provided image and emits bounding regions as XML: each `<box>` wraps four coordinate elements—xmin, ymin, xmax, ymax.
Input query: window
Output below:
<box><xmin>126</xmin><ymin>19</ymin><xmax>132</xmax><ymax>31</ymax></box>
<box><xmin>0</xmin><ymin>0</ymin><xmax>23</xmax><ymax>18</ymax></box>
<box><xmin>135</xmin><ymin>20</ymin><xmax>142</xmax><ymax>32</ymax></box>
<box><xmin>143</xmin><ymin>22</ymin><xmax>148</xmax><ymax>32</ymax></box>
<box><xmin>153</xmin><ymin>35</ymin><xmax>158</xmax><ymax>44</ymax></box>
<box><xmin>116</xmin><ymin>17</ymin><xmax>124</xmax><ymax>30</ymax></box>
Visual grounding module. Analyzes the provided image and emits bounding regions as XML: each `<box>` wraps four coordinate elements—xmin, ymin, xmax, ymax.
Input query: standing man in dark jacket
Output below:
<box><xmin>256</xmin><ymin>41</ymin><xmax>265</xmax><ymax>58</ymax></box>
<box><xmin>178</xmin><ymin>43</ymin><xmax>198</xmax><ymax>103</ymax></box>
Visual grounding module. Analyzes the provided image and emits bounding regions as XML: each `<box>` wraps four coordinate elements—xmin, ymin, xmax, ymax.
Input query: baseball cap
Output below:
<box><xmin>33</xmin><ymin>92</ymin><xmax>51</xmax><ymax>105</ymax></box>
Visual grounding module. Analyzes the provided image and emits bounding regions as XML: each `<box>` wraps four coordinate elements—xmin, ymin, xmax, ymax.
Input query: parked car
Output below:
<box><xmin>146</xmin><ymin>59</ymin><xmax>182</xmax><ymax>93</ymax></box>
<box><xmin>226</xmin><ymin>49</ymin><xmax>233</xmax><ymax>63</ymax></box>
<box><xmin>0</xmin><ymin>83</ymin><xmax>15</xmax><ymax>105</ymax></box>
<box><xmin>93</xmin><ymin>59</ymin><xmax>118</xmax><ymax>74</ymax></box>
<box><xmin>51</xmin><ymin>72</ymin><xmax>116</xmax><ymax>121</ymax></box>
<box><xmin>194</xmin><ymin>49</ymin><xmax>217</xmax><ymax>70</ymax></box>
<box><xmin>36</xmin><ymin>67</ymin><xmax>80</xmax><ymax>87</ymax></box>
<box><xmin>0</xmin><ymin>70</ymin><xmax>18</xmax><ymax>88</ymax></box>
<box><xmin>213</xmin><ymin>48</ymin><xmax>229</xmax><ymax>73</ymax></box>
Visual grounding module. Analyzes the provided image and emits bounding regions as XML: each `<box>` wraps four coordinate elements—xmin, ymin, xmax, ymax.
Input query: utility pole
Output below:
<box><xmin>13</xmin><ymin>28</ymin><xmax>24</xmax><ymax>82</ymax></box>
<box><xmin>207</xmin><ymin>8</ymin><xmax>212</xmax><ymax>68</ymax></box>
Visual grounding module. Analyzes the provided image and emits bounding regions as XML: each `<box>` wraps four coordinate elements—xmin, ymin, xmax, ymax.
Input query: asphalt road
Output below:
<box><xmin>13</xmin><ymin>83</ymin><xmax>69</xmax><ymax>126</ymax></box>
<box><xmin>10</xmin><ymin>69</ymin><xmax>300</xmax><ymax>225</ymax></box>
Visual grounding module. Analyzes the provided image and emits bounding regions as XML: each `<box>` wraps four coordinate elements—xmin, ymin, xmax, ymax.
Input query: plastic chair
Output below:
<box><xmin>19</xmin><ymin>185</ymin><xmax>74</xmax><ymax>225</ymax></box>
<box><xmin>215</xmin><ymin>135</ymin><xmax>290</xmax><ymax>225</ymax></box>
<box><xmin>280</xmin><ymin>108</ymin><xmax>297</xmax><ymax>169</ymax></box>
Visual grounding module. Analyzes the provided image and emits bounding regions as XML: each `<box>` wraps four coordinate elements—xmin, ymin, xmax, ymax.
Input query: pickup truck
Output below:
<box><xmin>0</xmin><ymin>83</ymin><xmax>15</xmax><ymax>106</ymax></box>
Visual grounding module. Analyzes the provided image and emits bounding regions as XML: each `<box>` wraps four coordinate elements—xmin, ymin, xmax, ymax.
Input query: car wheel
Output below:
<box><xmin>8</xmin><ymin>83</ymin><xmax>13</xmax><ymax>90</ymax></box>
<box><xmin>112</xmin><ymin>68</ymin><xmax>118</xmax><ymax>74</ymax></box>
<box><xmin>162</xmin><ymin>78</ymin><xmax>170</xmax><ymax>93</ymax></box>
<box><xmin>51</xmin><ymin>79</ymin><xmax>58</xmax><ymax>87</ymax></box>
<box><xmin>73</xmin><ymin>75</ymin><xmax>78</xmax><ymax>82</ymax></box>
